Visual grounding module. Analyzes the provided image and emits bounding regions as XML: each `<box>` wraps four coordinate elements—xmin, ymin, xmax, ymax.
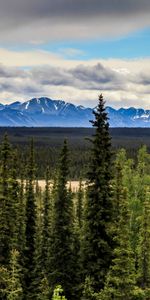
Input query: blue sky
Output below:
<box><xmin>0</xmin><ymin>0</ymin><xmax>149</xmax><ymax>108</ymax></box>
<box><xmin>38</xmin><ymin>27</ymin><xmax>150</xmax><ymax>60</ymax></box>
<box><xmin>5</xmin><ymin>27</ymin><xmax>150</xmax><ymax>60</ymax></box>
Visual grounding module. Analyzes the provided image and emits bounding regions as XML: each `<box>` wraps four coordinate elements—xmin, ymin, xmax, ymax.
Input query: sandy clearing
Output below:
<box><xmin>35</xmin><ymin>180</ymin><xmax>86</xmax><ymax>192</ymax></box>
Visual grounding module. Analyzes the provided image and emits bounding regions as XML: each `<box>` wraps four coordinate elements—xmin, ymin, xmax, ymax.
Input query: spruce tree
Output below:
<box><xmin>76</xmin><ymin>179</ymin><xmax>84</xmax><ymax>229</ymax></box>
<box><xmin>0</xmin><ymin>265</ymin><xmax>9</xmax><ymax>299</ymax></box>
<box><xmin>6</xmin><ymin>250</ymin><xmax>23</xmax><ymax>300</ymax></box>
<box><xmin>37</xmin><ymin>275</ymin><xmax>50</xmax><ymax>300</ymax></box>
<box><xmin>24</xmin><ymin>139</ymin><xmax>37</xmax><ymax>299</ymax></box>
<box><xmin>9</xmin><ymin>150</ymin><xmax>20</xmax><ymax>251</ymax></box>
<box><xmin>129</xmin><ymin>147</ymin><xmax>149</xmax><ymax>266</ymax></box>
<box><xmin>138</xmin><ymin>188</ymin><xmax>150</xmax><ymax>297</ymax></box>
<box><xmin>42</xmin><ymin>167</ymin><xmax>51</xmax><ymax>273</ymax></box>
<box><xmin>82</xmin><ymin>94</ymin><xmax>114</xmax><ymax>292</ymax></box>
<box><xmin>48</xmin><ymin>140</ymin><xmax>77</xmax><ymax>300</ymax></box>
<box><xmin>17</xmin><ymin>174</ymin><xmax>26</xmax><ymax>260</ymax></box>
<box><xmin>99</xmin><ymin>189</ymin><xmax>137</xmax><ymax>300</ymax></box>
<box><xmin>0</xmin><ymin>134</ymin><xmax>12</xmax><ymax>266</ymax></box>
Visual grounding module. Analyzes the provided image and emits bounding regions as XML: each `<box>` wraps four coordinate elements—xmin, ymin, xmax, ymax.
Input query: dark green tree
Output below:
<box><xmin>137</xmin><ymin>188</ymin><xmax>150</xmax><ymax>298</ymax></box>
<box><xmin>0</xmin><ymin>134</ymin><xmax>12</xmax><ymax>266</ymax></box>
<box><xmin>24</xmin><ymin>139</ymin><xmax>37</xmax><ymax>299</ymax></box>
<box><xmin>37</xmin><ymin>275</ymin><xmax>50</xmax><ymax>300</ymax></box>
<box><xmin>81</xmin><ymin>94</ymin><xmax>114</xmax><ymax>292</ymax></box>
<box><xmin>17</xmin><ymin>174</ymin><xmax>26</xmax><ymax>260</ymax></box>
<box><xmin>76</xmin><ymin>179</ymin><xmax>84</xmax><ymax>229</ymax></box>
<box><xmin>99</xmin><ymin>189</ymin><xmax>138</xmax><ymax>300</ymax></box>
<box><xmin>6</xmin><ymin>250</ymin><xmax>23</xmax><ymax>300</ymax></box>
<box><xmin>9</xmin><ymin>151</ymin><xmax>20</xmax><ymax>251</ymax></box>
<box><xmin>42</xmin><ymin>167</ymin><xmax>51</xmax><ymax>273</ymax></box>
<box><xmin>48</xmin><ymin>140</ymin><xmax>77</xmax><ymax>300</ymax></box>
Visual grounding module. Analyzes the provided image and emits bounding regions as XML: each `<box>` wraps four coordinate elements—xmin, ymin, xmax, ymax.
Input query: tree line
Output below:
<box><xmin>0</xmin><ymin>94</ymin><xmax>150</xmax><ymax>299</ymax></box>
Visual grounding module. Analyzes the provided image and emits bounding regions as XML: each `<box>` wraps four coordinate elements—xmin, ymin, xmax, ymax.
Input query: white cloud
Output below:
<box><xmin>0</xmin><ymin>50</ymin><xmax>149</xmax><ymax>109</ymax></box>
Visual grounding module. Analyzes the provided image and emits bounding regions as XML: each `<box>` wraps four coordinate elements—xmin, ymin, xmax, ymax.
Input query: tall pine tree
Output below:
<box><xmin>48</xmin><ymin>140</ymin><xmax>77</xmax><ymax>300</ymax></box>
<box><xmin>24</xmin><ymin>139</ymin><xmax>37</xmax><ymax>299</ymax></box>
<box><xmin>42</xmin><ymin>167</ymin><xmax>51</xmax><ymax>273</ymax></box>
<box><xmin>138</xmin><ymin>188</ymin><xmax>150</xmax><ymax>298</ymax></box>
<box><xmin>99</xmin><ymin>189</ymin><xmax>137</xmax><ymax>300</ymax></box>
<box><xmin>81</xmin><ymin>94</ymin><xmax>114</xmax><ymax>292</ymax></box>
<box><xmin>0</xmin><ymin>134</ymin><xmax>13</xmax><ymax>266</ymax></box>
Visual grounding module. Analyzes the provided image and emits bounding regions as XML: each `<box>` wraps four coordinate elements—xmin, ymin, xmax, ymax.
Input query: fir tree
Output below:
<box><xmin>0</xmin><ymin>266</ymin><xmax>9</xmax><ymax>299</ymax></box>
<box><xmin>48</xmin><ymin>140</ymin><xmax>77</xmax><ymax>300</ymax></box>
<box><xmin>82</xmin><ymin>277</ymin><xmax>97</xmax><ymax>300</ymax></box>
<box><xmin>42</xmin><ymin>167</ymin><xmax>51</xmax><ymax>273</ymax></box>
<box><xmin>37</xmin><ymin>275</ymin><xmax>50</xmax><ymax>300</ymax></box>
<box><xmin>0</xmin><ymin>134</ymin><xmax>12</xmax><ymax>266</ymax></box>
<box><xmin>24</xmin><ymin>139</ymin><xmax>37</xmax><ymax>299</ymax></box>
<box><xmin>9</xmin><ymin>151</ymin><xmax>20</xmax><ymax>251</ymax></box>
<box><xmin>82</xmin><ymin>94</ymin><xmax>114</xmax><ymax>292</ymax></box>
<box><xmin>6</xmin><ymin>250</ymin><xmax>23</xmax><ymax>300</ymax></box>
<box><xmin>76</xmin><ymin>179</ymin><xmax>84</xmax><ymax>229</ymax></box>
<box><xmin>17</xmin><ymin>174</ymin><xmax>26</xmax><ymax>259</ymax></box>
<box><xmin>138</xmin><ymin>188</ymin><xmax>150</xmax><ymax>297</ymax></box>
<box><xmin>99</xmin><ymin>189</ymin><xmax>137</xmax><ymax>300</ymax></box>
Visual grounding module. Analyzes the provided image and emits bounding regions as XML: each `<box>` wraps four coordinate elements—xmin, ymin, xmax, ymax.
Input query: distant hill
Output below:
<box><xmin>0</xmin><ymin>97</ymin><xmax>149</xmax><ymax>127</ymax></box>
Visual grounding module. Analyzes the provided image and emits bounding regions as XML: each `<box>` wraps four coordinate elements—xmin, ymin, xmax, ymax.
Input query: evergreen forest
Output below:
<box><xmin>0</xmin><ymin>94</ymin><xmax>150</xmax><ymax>300</ymax></box>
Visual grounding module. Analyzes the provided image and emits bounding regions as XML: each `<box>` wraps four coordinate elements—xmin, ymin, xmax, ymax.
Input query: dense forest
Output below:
<box><xmin>0</xmin><ymin>94</ymin><xmax>150</xmax><ymax>299</ymax></box>
<box><xmin>0</xmin><ymin>127</ymin><xmax>149</xmax><ymax>180</ymax></box>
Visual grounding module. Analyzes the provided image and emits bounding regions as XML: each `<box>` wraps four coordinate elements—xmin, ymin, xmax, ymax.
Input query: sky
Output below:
<box><xmin>0</xmin><ymin>0</ymin><xmax>150</xmax><ymax>108</ymax></box>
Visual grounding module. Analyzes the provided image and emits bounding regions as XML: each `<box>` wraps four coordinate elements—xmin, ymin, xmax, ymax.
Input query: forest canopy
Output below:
<box><xmin>0</xmin><ymin>94</ymin><xmax>150</xmax><ymax>300</ymax></box>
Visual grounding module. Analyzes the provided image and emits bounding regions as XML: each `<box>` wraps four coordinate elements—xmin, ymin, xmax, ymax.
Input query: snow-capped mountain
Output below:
<box><xmin>0</xmin><ymin>97</ymin><xmax>149</xmax><ymax>127</ymax></box>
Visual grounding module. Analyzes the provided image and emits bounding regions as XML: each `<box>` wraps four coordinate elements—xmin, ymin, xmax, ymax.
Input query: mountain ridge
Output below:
<box><xmin>0</xmin><ymin>97</ymin><xmax>149</xmax><ymax>127</ymax></box>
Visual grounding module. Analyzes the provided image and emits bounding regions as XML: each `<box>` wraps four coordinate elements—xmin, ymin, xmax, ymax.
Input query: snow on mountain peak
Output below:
<box><xmin>0</xmin><ymin>97</ymin><xmax>149</xmax><ymax>127</ymax></box>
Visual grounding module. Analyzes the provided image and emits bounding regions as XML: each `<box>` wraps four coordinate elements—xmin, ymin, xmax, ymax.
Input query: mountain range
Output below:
<box><xmin>0</xmin><ymin>97</ymin><xmax>149</xmax><ymax>127</ymax></box>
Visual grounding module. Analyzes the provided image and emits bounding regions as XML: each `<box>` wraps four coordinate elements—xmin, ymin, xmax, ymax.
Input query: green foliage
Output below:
<box><xmin>1</xmin><ymin>250</ymin><xmax>23</xmax><ymax>300</ymax></box>
<box><xmin>82</xmin><ymin>277</ymin><xmax>97</xmax><ymax>300</ymax></box>
<box><xmin>24</xmin><ymin>139</ymin><xmax>37</xmax><ymax>298</ymax></box>
<box><xmin>0</xmin><ymin>134</ymin><xmax>13</xmax><ymax>266</ymax></box>
<box><xmin>82</xmin><ymin>94</ymin><xmax>114</xmax><ymax>291</ymax></box>
<box><xmin>0</xmin><ymin>265</ymin><xmax>9</xmax><ymax>299</ymax></box>
<box><xmin>138</xmin><ymin>188</ymin><xmax>150</xmax><ymax>290</ymax></box>
<box><xmin>48</xmin><ymin>140</ymin><xmax>77</xmax><ymax>300</ymax></box>
<box><xmin>52</xmin><ymin>285</ymin><xmax>67</xmax><ymax>300</ymax></box>
<box><xmin>0</xmin><ymin>109</ymin><xmax>150</xmax><ymax>300</ymax></box>
<box><xmin>7</xmin><ymin>250</ymin><xmax>23</xmax><ymax>300</ymax></box>
<box><xmin>37</xmin><ymin>275</ymin><xmax>50</xmax><ymax>300</ymax></box>
<box><xmin>42</xmin><ymin>167</ymin><xmax>52</xmax><ymax>272</ymax></box>
<box><xmin>99</xmin><ymin>189</ymin><xmax>137</xmax><ymax>300</ymax></box>
<box><xmin>76</xmin><ymin>179</ymin><xmax>84</xmax><ymax>229</ymax></box>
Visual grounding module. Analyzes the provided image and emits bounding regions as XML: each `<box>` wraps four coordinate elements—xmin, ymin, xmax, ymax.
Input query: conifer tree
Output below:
<box><xmin>112</xmin><ymin>149</ymin><xmax>127</xmax><ymax>235</ymax></box>
<box><xmin>48</xmin><ymin>140</ymin><xmax>77</xmax><ymax>300</ymax></box>
<box><xmin>37</xmin><ymin>275</ymin><xmax>50</xmax><ymax>300</ymax></box>
<box><xmin>24</xmin><ymin>139</ymin><xmax>37</xmax><ymax>299</ymax></box>
<box><xmin>17</xmin><ymin>174</ymin><xmax>26</xmax><ymax>259</ymax></box>
<box><xmin>42</xmin><ymin>167</ymin><xmax>51</xmax><ymax>272</ymax></box>
<box><xmin>0</xmin><ymin>265</ymin><xmax>9</xmax><ymax>299</ymax></box>
<box><xmin>0</xmin><ymin>134</ymin><xmax>12</xmax><ymax>266</ymax></box>
<box><xmin>129</xmin><ymin>147</ymin><xmax>149</xmax><ymax>265</ymax></box>
<box><xmin>82</xmin><ymin>277</ymin><xmax>97</xmax><ymax>300</ymax></box>
<box><xmin>76</xmin><ymin>179</ymin><xmax>84</xmax><ymax>229</ymax></box>
<box><xmin>138</xmin><ymin>188</ymin><xmax>150</xmax><ymax>298</ymax></box>
<box><xmin>9</xmin><ymin>151</ymin><xmax>20</xmax><ymax>251</ymax></box>
<box><xmin>6</xmin><ymin>250</ymin><xmax>23</xmax><ymax>300</ymax></box>
<box><xmin>99</xmin><ymin>189</ymin><xmax>137</xmax><ymax>300</ymax></box>
<box><xmin>82</xmin><ymin>94</ymin><xmax>114</xmax><ymax>292</ymax></box>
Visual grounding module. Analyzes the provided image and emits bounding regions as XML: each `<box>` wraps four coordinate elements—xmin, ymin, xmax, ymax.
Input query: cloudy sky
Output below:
<box><xmin>0</xmin><ymin>0</ymin><xmax>150</xmax><ymax>108</ymax></box>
